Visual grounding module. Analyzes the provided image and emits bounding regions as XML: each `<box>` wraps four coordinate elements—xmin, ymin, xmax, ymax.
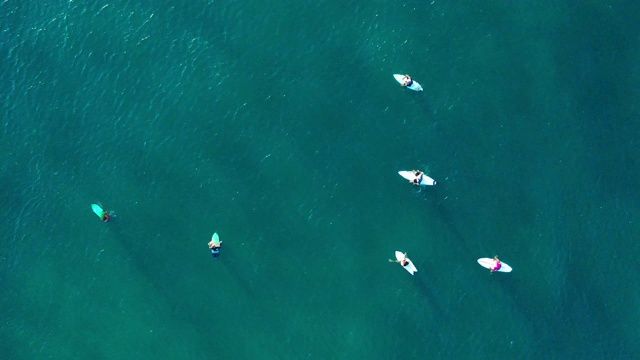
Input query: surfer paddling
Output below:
<box><xmin>389</xmin><ymin>252</ymin><xmax>411</xmax><ymax>267</ymax></box>
<box><xmin>389</xmin><ymin>251</ymin><xmax>418</xmax><ymax>274</ymax></box>
<box><xmin>91</xmin><ymin>203</ymin><xmax>113</xmax><ymax>222</ymax></box>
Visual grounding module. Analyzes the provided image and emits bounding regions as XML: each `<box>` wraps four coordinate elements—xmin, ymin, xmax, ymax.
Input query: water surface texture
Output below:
<box><xmin>2</xmin><ymin>1</ymin><xmax>640</xmax><ymax>359</ymax></box>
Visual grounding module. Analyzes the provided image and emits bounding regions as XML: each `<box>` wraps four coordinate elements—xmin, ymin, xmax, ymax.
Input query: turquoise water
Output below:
<box><xmin>2</xmin><ymin>1</ymin><xmax>640</xmax><ymax>358</ymax></box>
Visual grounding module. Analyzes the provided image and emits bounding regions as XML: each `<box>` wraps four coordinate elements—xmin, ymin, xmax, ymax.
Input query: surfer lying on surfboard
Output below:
<box><xmin>91</xmin><ymin>203</ymin><xmax>114</xmax><ymax>222</ymax></box>
<box><xmin>389</xmin><ymin>252</ymin><xmax>410</xmax><ymax>267</ymax></box>
<box><xmin>389</xmin><ymin>251</ymin><xmax>418</xmax><ymax>274</ymax></box>
<box><xmin>393</xmin><ymin>74</ymin><xmax>423</xmax><ymax>92</ymax></box>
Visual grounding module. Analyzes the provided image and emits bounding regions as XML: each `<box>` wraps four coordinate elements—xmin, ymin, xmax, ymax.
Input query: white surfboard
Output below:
<box><xmin>393</xmin><ymin>74</ymin><xmax>423</xmax><ymax>91</ymax></box>
<box><xmin>398</xmin><ymin>171</ymin><xmax>436</xmax><ymax>186</ymax></box>
<box><xmin>477</xmin><ymin>258</ymin><xmax>512</xmax><ymax>273</ymax></box>
<box><xmin>395</xmin><ymin>251</ymin><xmax>418</xmax><ymax>275</ymax></box>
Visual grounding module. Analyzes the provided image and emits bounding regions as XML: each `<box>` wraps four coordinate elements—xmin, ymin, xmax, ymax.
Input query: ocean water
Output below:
<box><xmin>2</xmin><ymin>1</ymin><xmax>640</xmax><ymax>359</ymax></box>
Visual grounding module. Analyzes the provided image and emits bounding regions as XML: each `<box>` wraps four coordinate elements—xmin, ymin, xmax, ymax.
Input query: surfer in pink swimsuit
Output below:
<box><xmin>491</xmin><ymin>256</ymin><xmax>502</xmax><ymax>272</ymax></box>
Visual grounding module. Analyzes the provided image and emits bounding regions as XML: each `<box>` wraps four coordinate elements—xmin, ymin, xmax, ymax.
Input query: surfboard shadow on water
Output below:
<box><xmin>412</xmin><ymin>269</ymin><xmax>449</xmax><ymax>321</ymax></box>
<box><xmin>413</xmin><ymin>92</ymin><xmax>435</xmax><ymax>116</ymax></box>
<box><xmin>211</xmin><ymin>247</ymin><xmax>258</xmax><ymax>298</ymax></box>
<box><xmin>425</xmin><ymin>189</ymin><xmax>473</xmax><ymax>255</ymax></box>
<box><xmin>109</xmin><ymin>220</ymin><xmax>261</xmax><ymax>318</ymax></box>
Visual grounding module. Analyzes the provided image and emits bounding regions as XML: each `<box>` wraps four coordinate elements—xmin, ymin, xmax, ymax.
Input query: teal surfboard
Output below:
<box><xmin>91</xmin><ymin>204</ymin><xmax>106</xmax><ymax>218</ymax></box>
<box><xmin>211</xmin><ymin>232</ymin><xmax>220</xmax><ymax>246</ymax></box>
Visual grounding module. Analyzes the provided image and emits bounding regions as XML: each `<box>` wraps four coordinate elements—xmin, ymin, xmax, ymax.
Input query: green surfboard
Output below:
<box><xmin>91</xmin><ymin>204</ymin><xmax>106</xmax><ymax>218</ymax></box>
